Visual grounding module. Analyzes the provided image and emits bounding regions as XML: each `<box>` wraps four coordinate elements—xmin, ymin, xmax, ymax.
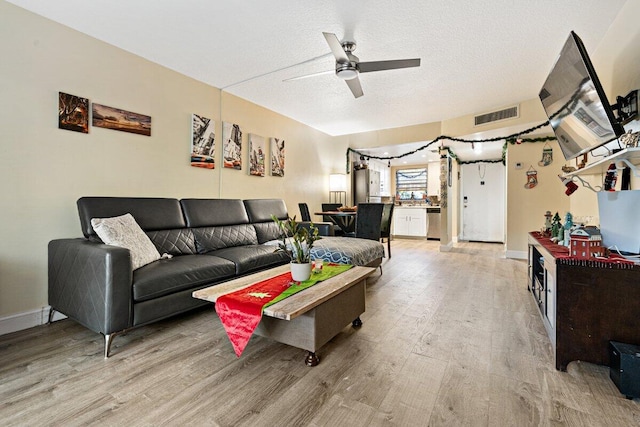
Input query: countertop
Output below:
<box><xmin>395</xmin><ymin>205</ymin><xmax>440</xmax><ymax>211</ymax></box>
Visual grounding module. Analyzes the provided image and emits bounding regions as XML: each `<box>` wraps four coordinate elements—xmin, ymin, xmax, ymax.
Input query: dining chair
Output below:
<box><xmin>355</xmin><ymin>203</ymin><xmax>385</xmax><ymax>241</ymax></box>
<box><xmin>298</xmin><ymin>203</ymin><xmax>311</xmax><ymax>221</ymax></box>
<box><xmin>321</xmin><ymin>203</ymin><xmax>343</xmax><ymax>235</ymax></box>
<box><xmin>380</xmin><ymin>203</ymin><xmax>395</xmax><ymax>258</ymax></box>
<box><xmin>355</xmin><ymin>203</ymin><xmax>385</xmax><ymax>272</ymax></box>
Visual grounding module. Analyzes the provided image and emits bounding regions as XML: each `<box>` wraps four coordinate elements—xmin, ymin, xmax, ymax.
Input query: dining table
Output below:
<box><xmin>314</xmin><ymin>210</ymin><xmax>357</xmax><ymax>236</ymax></box>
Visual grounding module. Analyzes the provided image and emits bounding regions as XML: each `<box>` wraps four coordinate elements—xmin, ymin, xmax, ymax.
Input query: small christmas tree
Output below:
<box><xmin>564</xmin><ymin>212</ymin><xmax>573</xmax><ymax>230</ymax></box>
<box><xmin>551</xmin><ymin>212</ymin><xmax>562</xmax><ymax>239</ymax></box>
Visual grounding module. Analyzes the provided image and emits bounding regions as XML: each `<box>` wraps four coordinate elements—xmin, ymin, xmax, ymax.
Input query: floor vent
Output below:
<box><xmin>474</xmin><ymin>105</ymin><xmax>519</xmax><ymax>126</ymax></box>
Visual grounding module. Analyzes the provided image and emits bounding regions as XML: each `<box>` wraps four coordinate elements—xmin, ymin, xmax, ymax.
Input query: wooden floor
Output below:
<box><xmin>1</xmin><ymin>240</ymin><xmax>639</xmax><ymax>426</ymax></box>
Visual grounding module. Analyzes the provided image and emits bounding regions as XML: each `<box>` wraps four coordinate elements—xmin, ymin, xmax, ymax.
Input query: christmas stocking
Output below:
<box><xmin>525</xmin><ymin>168</ymin><xmax>538</xmax><ymax>189</ymax></box>
<box><xmin>538</xmin><ymin>144</ymin><xmax>553</xmax><ymax>167</ymax></box>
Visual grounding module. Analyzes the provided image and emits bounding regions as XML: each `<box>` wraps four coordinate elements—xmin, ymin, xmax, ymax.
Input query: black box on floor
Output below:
<box><xmin>609</xmin><ymin>341</ymin><xmax>640</xmax><ymax>399</ymax></box>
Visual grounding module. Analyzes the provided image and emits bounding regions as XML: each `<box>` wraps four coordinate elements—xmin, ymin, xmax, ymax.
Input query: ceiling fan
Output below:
<box><xmin>285</xmin><ymin>32</ymin><xmax>421</xmax><ymax>98</ymax></box>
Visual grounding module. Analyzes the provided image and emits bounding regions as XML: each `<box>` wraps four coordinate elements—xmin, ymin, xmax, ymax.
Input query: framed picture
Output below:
<box><xmin>190</xmin><ymin>114</ymin><xmax>215</xmax><ymax>169</ymax></box>
<box><xmin>58</xmin><ymin>92</ymin><xmax>89</xmax><ymax>133</ymax></box>
<box><xmin>222</xmin><ymin>121</ymin><xmax>242</xmax><ymax>170</ymax></box>
<box><xmin>248</xmin><ymin>134</ymin><xmax>265</xmax><ymax>177</ymax></box>
<box><xmin>92</xmin><ymin>103</ymin><xmax>151</xmax><ymax>136</ymax></box>
<box><xmin>271</xmin><ymin>138</ymin><xmax>285</xmax><ymax>177</ymax></box>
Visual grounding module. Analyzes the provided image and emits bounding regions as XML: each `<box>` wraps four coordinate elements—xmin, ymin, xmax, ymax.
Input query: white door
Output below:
<box><xmin>461</xmin><ymin>163</ymin><xmax>505</xmax><ymax>242</ymax></box>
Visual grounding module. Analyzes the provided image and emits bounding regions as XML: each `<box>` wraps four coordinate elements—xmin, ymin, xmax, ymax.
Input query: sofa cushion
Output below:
<box><xmin>192</xmin><ymin>224</ymin><xmax>259</xmax><ymax>253</ymax></box>
<box><xmin>132</xmin><ymin>254</ymin><xmax>236</xmax><ymax>302</ymax></box>
<box><xmin>78</xmin><ymin>197</ymin><xmax>185</xmax><ymax>239</ymax></box>
<box><xmin>181</xmin><ymin>199</ymin><xmax>249</xmax><ymax>227</ymax></box>
<box><xmin>243</xmin><ymin>199</ymin><xmax>288</xmax><ymax>223</ymax></box>
<box><xmin>252</xmin><ymin>221</ymin><xmax>285</xmax><ymax>244</ymax></box>
<box><xmin>147</xmin><ymin>228</ymin><xmax>197</xmax><ymax>255</ymax></box>
<box><xmin>208</xmin><ymin>245</ymin><xmax>290</xmax><ymax>275</ymax></box>
<box><xmin>243</xmin><ymin>199</ymin><xmax>289</xmax><ymax>243</ymax></box>
<box><xmin>91</xmin><ymin>213</ymin><xmax>162</xmax><ymax>270</ymax></box>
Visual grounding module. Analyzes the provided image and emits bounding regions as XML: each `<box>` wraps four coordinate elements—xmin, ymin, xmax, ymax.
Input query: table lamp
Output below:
<box><xmin>329</xmin><ymin>174</ymin><xmax>347</xmax><ymax>205</ymax></box>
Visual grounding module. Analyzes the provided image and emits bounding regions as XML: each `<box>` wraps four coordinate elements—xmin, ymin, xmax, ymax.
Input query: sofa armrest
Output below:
<box><xmin>299</xmin><ymin>221</ymin><xmax>335</xmax><ymax>236</ymax></box>
<box><xmin>48</xmin><ymin>238</ymin><xmax>133</xmax><ymax>335</ymax></box>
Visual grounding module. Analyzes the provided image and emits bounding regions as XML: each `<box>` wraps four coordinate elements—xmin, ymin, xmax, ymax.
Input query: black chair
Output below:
<box><xmin>298</xmin><ymin>203</ymin><xmax>311</xmax><ymax>221</ymax></box>
<box><xmin>322</xmin><ymin>203</ymin><xmax>343</xmax><ymax>235</ymax></box>
<box><xmin>380</xmin><ymin>203</ymin><xmax>395</xmax><ymax>258</ymax></box>
<box><xmin>355</xmin><ymin>203</ymin><xmax>385</xmax><ymax>241</ymax></box>
<box><xmin>355</xmin><ymin>203</ymin><xmax>385</xmax><ymax>273</ymax></box>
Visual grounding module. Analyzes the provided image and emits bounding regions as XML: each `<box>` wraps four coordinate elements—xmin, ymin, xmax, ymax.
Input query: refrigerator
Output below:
<box><xmin>353</xmin><ymin>169</ymin><xmax>381</xmax><ymax>204</ymax></box>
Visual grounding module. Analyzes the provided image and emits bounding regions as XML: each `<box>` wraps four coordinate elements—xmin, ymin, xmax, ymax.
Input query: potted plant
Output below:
<box><xmin>272</xmin><ymin>215</ymin><xmax>320</xmax><ymax>282</ymax></box>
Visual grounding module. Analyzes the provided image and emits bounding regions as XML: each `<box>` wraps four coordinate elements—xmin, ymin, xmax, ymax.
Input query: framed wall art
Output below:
<box><xmin>270</xmin><ymin>138</ymin><xmax>285</xmax><ymax>177</ymax></box>
<box><xmin>191</xmin><ymin>114</ymin><xmax>215</xmax><ymax>169</ymax></box>
<box><xmin>58</xmin><ymin>92</ymin><xmax>89</xmax><ymax>133</ymax></box>
<box><xmin>92</xmin><ymin>103</ymin><xmax>151</xmax><ymax>136</ymax></box>
<box><xmin>222</xmin><ymin>121</ymin><xmax>242</xmax><ymax>170</ymax></box>
<box><xmin>248</xmin><ymin>134</ymin><xmax>265</xmax><ymax>177</ymax></box>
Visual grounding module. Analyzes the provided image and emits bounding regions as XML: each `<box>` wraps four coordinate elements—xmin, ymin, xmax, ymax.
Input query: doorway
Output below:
<box><xmin>460</xmin><ymin>162</ymin><xmax>505</xmax><ymax>242</ymax></box>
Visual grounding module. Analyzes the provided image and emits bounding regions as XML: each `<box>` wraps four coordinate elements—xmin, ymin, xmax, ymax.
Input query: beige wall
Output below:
<box><xmin>347</xmin><ymin>122</ymin><xmax>442</xmax><ymax>150</ymax></box>
<box><xmin>0</xmin><ymin>2</ymin><xmax>345</xmax><ymax>320</ymax></box>
<box><xmin>505</xmin><ymin>140</ymin><xmax>569</xmax><ymax>256</ymax></box>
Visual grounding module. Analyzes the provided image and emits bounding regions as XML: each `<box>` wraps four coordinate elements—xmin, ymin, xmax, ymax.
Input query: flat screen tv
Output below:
<box><xmin>539</xmin><ymin>31</ymin><xmax>625</xmax><ymax>161</ymax></box>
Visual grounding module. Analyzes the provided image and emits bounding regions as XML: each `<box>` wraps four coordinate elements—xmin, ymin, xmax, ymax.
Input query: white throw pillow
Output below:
<box><xmin>91</xmin><ymin>213</ymin><xmax>161</xmax><ymax>270</ymax></box>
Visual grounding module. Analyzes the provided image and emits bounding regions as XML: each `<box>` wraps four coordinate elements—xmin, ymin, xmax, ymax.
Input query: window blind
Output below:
<box><xmin>395</xmin><ymin>168</ymin><xmax>427</xmax><ymax>194</ymax></box>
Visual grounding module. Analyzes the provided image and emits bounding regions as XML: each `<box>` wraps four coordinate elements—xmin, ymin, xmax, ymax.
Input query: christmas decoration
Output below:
<box><xmin>538</xmin><ymin>143</ymin><xmax>553</xmax><ymax>167</ymax></box>
<box><xmin>603</xmin><ymin>163</ymin><xmax>617</xmax><ymax>191</ymax></box>
<box><xmin>558</xmin><ymin>175</ymin><xmax>579</xmax><ymax>195</ymax></box>
<box><xmin>551</xmin><ymin>212</ymin><xmax>563</xmax><ymax>241</ymax></box>
<box><xmin>570</xmin><ymin>226</ymin><xmax>603</xmax><ymax>259</ymax></box>
<box><xmin>346</xmin><ymin>120</ymin><xmax>555</xmax><ymax>172</ymax></box>
<box><xmin>544</xmin><ymin>211</ymin><xmax>553</xmax><ymax>233</ymax></box>
<box><xmin>525</xmin><ymin>166</ymin><xmax>538</xmax><ymax>189</ymax></box>
<box><xmin>563</xmin><ymin>212</ymin><xmax>573</xmax><ymax>247</ymax></box>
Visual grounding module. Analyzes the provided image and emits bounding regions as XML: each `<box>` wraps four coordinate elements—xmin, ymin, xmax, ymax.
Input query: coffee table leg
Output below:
<box><xmin>352</xmin><ymin>317</ymin><xmax>363</xmax><ymax>328</ymax></box>
<box><xmin>305</xmin><ymin>351</ymin><xmax>320</xmax><ymax>366</ymax></box>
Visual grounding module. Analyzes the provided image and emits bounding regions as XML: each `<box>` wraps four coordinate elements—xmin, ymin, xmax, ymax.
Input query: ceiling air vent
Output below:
<box><xmin>474</xmin><ymin>105</ymin><xmax>519</xmax><ymax>126</ymax></box>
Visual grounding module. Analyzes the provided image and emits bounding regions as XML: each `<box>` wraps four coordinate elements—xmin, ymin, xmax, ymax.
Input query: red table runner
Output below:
<box><xmin>530</xmin><ymin>232</ymin><xmax>637</xmax><ymax>268</ymax></box>
<box><xmin>215</xmin><ymin>263</ymin><xmax>353</xmax><ymax>357</ymax></box>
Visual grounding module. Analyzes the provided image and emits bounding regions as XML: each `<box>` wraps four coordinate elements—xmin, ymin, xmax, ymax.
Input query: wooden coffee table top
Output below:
<box><xmin>192</xmin><ymin>264</ymin><xmax>375</xmax><ymax>321</ymax></box>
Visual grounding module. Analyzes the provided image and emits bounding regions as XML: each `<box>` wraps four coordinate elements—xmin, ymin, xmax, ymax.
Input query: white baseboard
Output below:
<box><xmin>0</xmin><ymin>306</ymin><xmax>66</xmax><ymax>336</ymax></box>
<box><xmin>505</xmin><ymin>250</ymin><xmax>527</xmax><ymax>260</ymax></box>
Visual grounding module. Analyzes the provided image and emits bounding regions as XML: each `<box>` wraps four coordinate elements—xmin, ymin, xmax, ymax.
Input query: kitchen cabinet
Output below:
<box><xmin>427</xmin><ymin>162</ymin><xmax>440</xmax><ymax>196</ymax></box>
<box><xmin>393</xmin><ymin>207</ymin><xmax>427</xmax><ymax>237</ymax></box>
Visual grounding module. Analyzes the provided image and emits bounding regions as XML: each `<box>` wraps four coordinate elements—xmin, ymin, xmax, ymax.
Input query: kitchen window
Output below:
<box><xmin>395</xmin><ymin>167</ymin><xmax>427</xmax><ymax>200</ymax></box>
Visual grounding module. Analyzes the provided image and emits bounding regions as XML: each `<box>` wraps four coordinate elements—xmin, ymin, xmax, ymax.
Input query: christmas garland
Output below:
<box><xmin>346</xmin><ymin>121</ymin><xmax>557</xmax><ymax>171</ymax></box>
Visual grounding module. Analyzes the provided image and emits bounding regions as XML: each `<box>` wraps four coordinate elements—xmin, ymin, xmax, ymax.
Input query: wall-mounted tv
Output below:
<box><xmin>539</xmin><ymin>31</ymin><xmax>625</xmax><ymax>161</ymax></box>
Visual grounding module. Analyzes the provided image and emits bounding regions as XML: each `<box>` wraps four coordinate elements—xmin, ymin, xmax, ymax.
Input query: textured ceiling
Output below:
<box><xmin>8</xmin><ymin>0</ymin><xmax>627</xmax><ymax>162</ymax></box>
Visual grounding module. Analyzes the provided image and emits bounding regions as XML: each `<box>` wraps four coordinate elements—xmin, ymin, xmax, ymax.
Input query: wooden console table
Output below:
<box><xmin>528</xmin><ymin>232</ymin><xmax>640</xmax><ymax>371</ymax></box>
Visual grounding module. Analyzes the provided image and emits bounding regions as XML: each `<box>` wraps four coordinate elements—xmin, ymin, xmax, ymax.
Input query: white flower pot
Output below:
<box><xmin>290</xmin><ymin>262</ymin><xmax>312</xmax><ymax>282</ymax></box>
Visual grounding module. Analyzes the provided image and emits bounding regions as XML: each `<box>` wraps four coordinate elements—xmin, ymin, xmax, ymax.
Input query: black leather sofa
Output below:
<box><xmin>48</xmin><ymin>197</ymin><xmax>334</xmax><ymax>357</ymax></box>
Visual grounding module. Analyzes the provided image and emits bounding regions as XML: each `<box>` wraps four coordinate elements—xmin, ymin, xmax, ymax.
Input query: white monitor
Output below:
<box><xmin>597</xmin><ymin>190</ymin><xmax>640</xmax><ymax>255</ymax></box>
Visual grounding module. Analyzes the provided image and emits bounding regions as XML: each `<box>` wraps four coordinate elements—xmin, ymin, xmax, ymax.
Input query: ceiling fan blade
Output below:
<box><xmin>358</xmin><ymin>58</ymin><xmax>421</xmax><ymax>73</ymax></box>
<box><xmin>345</xmin><ymin>76</ymin><xmax>363</xmax><ymax>98</ymax></box>
<box><xmin>283</xmin><ymin>69</ymin><xmax>334</xmax><ymax>82</ymax></box>
<box><xmin>323</xmin><ymin>32</ymin><xmax>350</xmax><ymax>63</ymax></box>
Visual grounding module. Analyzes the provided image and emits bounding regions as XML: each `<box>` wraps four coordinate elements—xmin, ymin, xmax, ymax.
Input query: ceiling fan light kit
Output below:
<box><xmin>336</xmin><ymin>65</ymin><xmax>358</xmax><ymax>81</ymax></box>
